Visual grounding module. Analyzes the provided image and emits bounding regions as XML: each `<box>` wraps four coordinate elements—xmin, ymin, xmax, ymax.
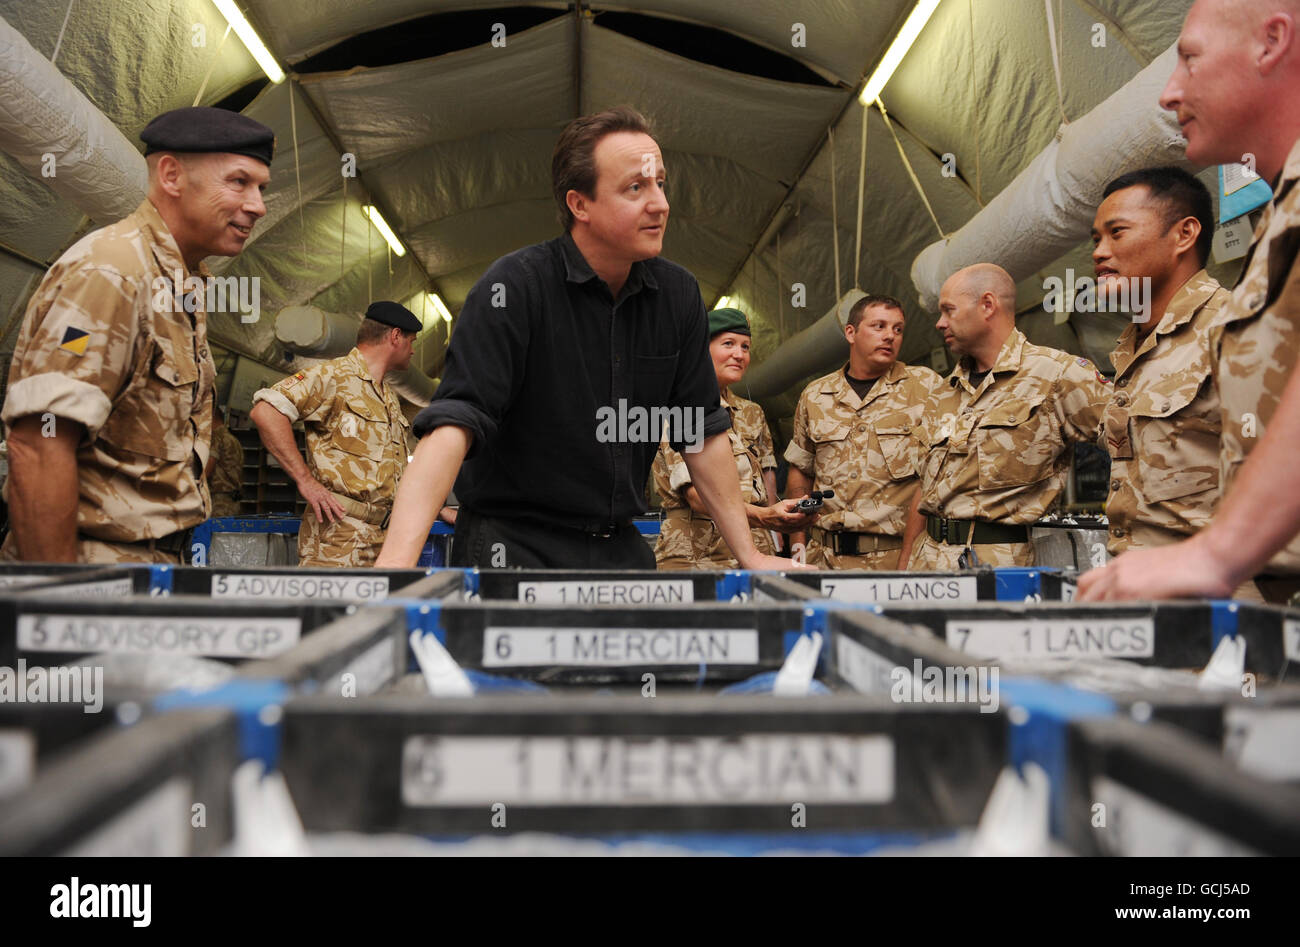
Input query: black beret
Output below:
<box><xmin>141</xmin><ymin>107</ymin><xmax>276</xmax><ymax>166</ymax></box>
<box><xmin>364</xmin><ymin>301</ymin><xmax>423</xmax><ymax>333</ymax></box>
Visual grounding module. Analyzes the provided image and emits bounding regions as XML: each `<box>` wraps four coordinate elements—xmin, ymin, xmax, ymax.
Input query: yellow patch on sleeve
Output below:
<box><xmin>58</xmin><ymin>326</ymin><xmax>90</xmax><ymax>357</ymax></box>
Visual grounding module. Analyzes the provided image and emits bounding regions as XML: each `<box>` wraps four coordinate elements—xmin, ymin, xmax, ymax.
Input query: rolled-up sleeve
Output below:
<box><xmin>412</xmin><ymin>257</ymin><xmax>533</xmax><ymax>458</ymax></box>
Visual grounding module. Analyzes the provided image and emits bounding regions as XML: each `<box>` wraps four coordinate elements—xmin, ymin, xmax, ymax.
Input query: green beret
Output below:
<box><xmin>141</xmin><ymin>107</ymin><xmax>276</xmax><ymax>166</ymax></box>
<box><xmin>708</xmin><ymin>307</ymin><xmax>751</xmax><ymax>339</ymax></box>
<box><xmin>365</xmin><ymin>301</ymin><xmax>423</xmax><ymax>333</ymax></box>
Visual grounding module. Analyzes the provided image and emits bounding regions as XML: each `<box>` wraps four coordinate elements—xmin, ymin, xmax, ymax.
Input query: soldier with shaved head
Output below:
<box><xmin>1081</xmin><ymin>0</ymin><xmax>1300</xmax><ymax>602</ymax></box>
<box><xmin>899</xmin><ymin>264</ymin><xmax>1110</xmax><ymax>569</ymax></box>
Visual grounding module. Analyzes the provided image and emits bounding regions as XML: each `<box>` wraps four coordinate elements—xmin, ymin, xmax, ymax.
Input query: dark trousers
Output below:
<box><xmin>450</xmin><ymin>508</ymin><xmax>655</xmax><ymax>570</ymax></box>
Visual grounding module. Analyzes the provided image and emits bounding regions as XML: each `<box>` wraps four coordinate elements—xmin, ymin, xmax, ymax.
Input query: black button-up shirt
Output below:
<box><xmin>413</xmin><ymin>232</ymin><xmax>730</xmax><ymax>531</ymax></box>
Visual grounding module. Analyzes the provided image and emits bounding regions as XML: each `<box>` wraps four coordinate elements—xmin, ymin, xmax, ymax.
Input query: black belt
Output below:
<box><xmin>926</xmin><ymin>515</ymin><xmax>1029</xmax><ymax>546</ymax></box>
<box><xmin>819</xmin><ymin>530</ymin><xmax>903</xmax><ymax>556</ymax></box>
<box><xmin>575</xmin><ymin>521</ymin><xmax>633</xmax><ymax>539</ymax></box>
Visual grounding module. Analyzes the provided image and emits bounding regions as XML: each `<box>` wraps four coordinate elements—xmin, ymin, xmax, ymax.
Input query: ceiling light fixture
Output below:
<box><xmin>213</xmin><ymin>0</ymin><xmax>285</xmax><ymax>84</ymax></box>
<box><xmin>713</xmin><ymin>296</ymin><xmax>734</xmax><ymax>310</ymax></box>
<box><xmin>362</xmin><ymin>205</ymin><xmax>407</xmax><ymax>258</ymax></box>
<box><xmin>429</xmin><ymin>293</ymin><xmax>452</xmax><ymax>323</ymax></box>
<box><xmin>859</xmin><ymin>0</ymin><xmax>941</xmax><ymax>106</ymax></box>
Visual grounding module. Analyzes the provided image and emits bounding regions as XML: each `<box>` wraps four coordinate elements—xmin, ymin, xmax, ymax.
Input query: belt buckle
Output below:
<box><xmin>941</xmin><ymin>517</ymin><xmax>959</xmax><ymax>545</ymax></box>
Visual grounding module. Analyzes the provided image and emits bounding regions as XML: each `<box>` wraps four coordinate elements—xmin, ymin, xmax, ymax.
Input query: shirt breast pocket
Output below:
<box><xmin>976</xmin><ymin>395</ymin><xmax>1055</xmax><ymax>489</ymax></box>
<box><xmin>633</xmin><ymin>352</ymin><xmax>679</xmax><ymax>407</ymax></box>
<box><xmin>100</xmin><ymin>338</ymin><xmax>197</xmax><ymax>461</ymax></box>
<box><xmin>1129</xmin><ymin>362</ymin><xmax>1219</xmax><ymax>503</ymax></box>
<box><xmin>331</xmin><ymin>395</ymin><xmax>386</xmax><ymax>460</ymax></box>
<box><xmin>874</xmin><ymin>424</ymin><xmax>918</xmax><ymax>481</ymax></box>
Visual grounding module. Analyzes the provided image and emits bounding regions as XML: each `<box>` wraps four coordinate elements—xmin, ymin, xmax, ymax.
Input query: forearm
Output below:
<box><xmin>899</xmin><ymin>487</ymin><xmax>925</xmax><ymax>569</ymax></box>
<box><xmin>6</xmin><ymin>417</ymin><xmax>82</xmax><ymax>562</ymax></box>
<box><xmin>376</xmin><ymin>425</ymin><xmax>472</xmax><ymax>567</ymax></box>
<box><xmin>683</xmin><ymin>484</ymin><xmax>767</xmax><ymax>528</ymax></box>
<box><xmin>785</xmin><ymin>466</ymin><xmax>813</xmax><ymax>548</ymax></box>
<box><xmin>249</xmin><ymin>403</ymin><xmax>313</xmax><ymax>486</ymax></box>
<box><xmin>1199</xmin><ymin>364</ymin><xmax>1300</xmax><ymax>585</ymax></box>
<box><xmin>682</xmin><ymin>433</ymin><xmax>761</xmax><ymax>566</ymax></box>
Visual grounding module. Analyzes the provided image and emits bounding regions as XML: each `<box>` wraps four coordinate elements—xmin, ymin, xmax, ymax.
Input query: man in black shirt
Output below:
<box><xmin>377</xmin><ymin>106</ymin><xmax>796</xmax><ymax>570</ymax></box>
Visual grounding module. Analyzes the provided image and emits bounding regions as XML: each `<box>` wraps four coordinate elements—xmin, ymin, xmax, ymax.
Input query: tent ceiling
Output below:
<box><xmin>0</xmin><ymin>0</ymin><xmax>1212</xmax><ymax>420</ymax></box>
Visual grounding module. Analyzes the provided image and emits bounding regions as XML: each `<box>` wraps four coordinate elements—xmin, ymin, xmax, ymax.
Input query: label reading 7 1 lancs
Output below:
<box><xmin>821</xmin><ymin>576</ymin><xmax>977</xmax><ymax>603</ymax></box>
<box><xmin>944</xmin><ymin>616</ymin><xmax>1155</xmax><ymax>659</ymax></box>
<box><xmin>516</xmin><ymin>580</ymin><xmax>694</xmax><ymax>605</ymax></box>
<box><xmin>483</xmin><ymin>627</ymin><xmax>757</xmax><ymax>667</ymax></box>
<box><xmin>16</xmin><ymin>613</ymin><xmax>302</xmax><ymax>658</ymax></box>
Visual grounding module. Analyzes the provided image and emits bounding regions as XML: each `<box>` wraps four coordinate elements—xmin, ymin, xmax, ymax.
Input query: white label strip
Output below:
<box><xmin>834</xmin><ymin>635</ymin><xmax>909</xmax><ymax>695</ymax></box>
<box><xmin>210</xmin><ymin>573</ymin><xmax>390</xmax><ymax>601</ymax></box>
<box><xmin>0</xmin><ymin>574</ymin><xmax>60</xmax><ymax>589</ymax></box>
<box><xmin>401</xmin><ymin>734</ymin><xmax>894</xmax><ymax>806</ymax></box>
<box><xmin>516</xmin><ymin>580</ymin><xmax>694</xmax><ymax>605</ymax></box>
<box><xmin>482</xmin><ymin>627</ymin><xmax>758</xmax><ymax>667</ymax></box>
<box><xmin>1224</xmin><ymin>707</ymin><xmax>1300</xmax><ymax>781</ymax></box>
<box><xmin>62</xmin><ymin>777</ymin><xmax>192</xmax><ymax>857</ymax></box>
<box><xmin>944</xmin><ymin>617</ymin><xmax>1155</xmax><ymax>659</ymax></box>
<box><xmin>1285</xmin><ymin>620</ymin><xmax>1300</xmax><ymax>663</ymax></box>
<box><xmin>820</xmin><ymin>576</ymin><xmax>978</xmax><ymax>604</ymax></box>
<box><xmin>16</xmin><ymin>614</ymin><xmax>302</xmax><ymax>658</ymax></box>
<box><xmin>1092</xmin><ymin>776</ymin><xmax>1259</xmax><ymax>856</ymax></box>
<box><xmin>29</xmin><ymin>577</ymin><xmax>135</xmax><ymax>599</ymax></box>
<box><xmin>0</xmin><ymin>729</ymin><xmax>36</xmax><ymax>799</ymax></box>
<box><xmin>322</xmin><ymin>636</ymin><xmax>400</xmax><ymax>697</ymax></box>
<box><xmin>1058</xmin><ymin>581</ymin><xmax>1077</xmax><ymax>602</ymax></box>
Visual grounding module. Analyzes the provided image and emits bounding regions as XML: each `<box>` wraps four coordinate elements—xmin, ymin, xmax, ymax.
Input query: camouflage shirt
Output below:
<box><xmin>1</xmin><ymin>199</ymin><xmax>215</xmax><ymax>542</ymax></box>
<box><xmin>1213</xmin><ymin>137</ymin><xmax>1300</xmax><ymax>574</ymax></box>
<box><xmin>252</xmin><ymin>347</ymin><xmax>413</xmax><ymax>506</ymax></box>
<box><xmin>785</xmin><ymin>360</ymin><xmax>942</xmax><ymax>535</ymax></box>
<box><xmin>914</xmin><ymin>328</ymin><xmax>1108</xmax><ymax>523</ymax></box>
<box><xmin>1102</xmin><ymin>271</ymin><xmax>1229</xmax><ymax>553</ymax></box>
<box><xmin>653</xmin><ymin>388</ymin><xmax>775</xmax><ymax>568</ymax></box>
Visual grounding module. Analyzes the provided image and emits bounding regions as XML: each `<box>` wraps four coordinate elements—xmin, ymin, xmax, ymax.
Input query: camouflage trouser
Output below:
<box><xmin>210</xmin><ymin>494</ymin><xmax>242</xmax><ymax>518</ymax></box>
<box><xmin>804</xmin><ymin>532</ymin><xmax>902</xmax><ymax>571</ymax></box>
<box><xmin>907</xmin><ymin>534</ymin><xmax>1034</xmax><ymax>570</ymax></box>
<box><xmin>297</xmin><ymin>512</ymin><xmax>385</xmax><ymax>568</ymax></box>
<box><xmin>654</xmin><ymin>509</ymin><xmax>774</xmax><ymax>571</ymax></box>
<box><xmin>0</xmin><ymin>531</ymin><xmax>182</xmax><ymax>565</ymax></box>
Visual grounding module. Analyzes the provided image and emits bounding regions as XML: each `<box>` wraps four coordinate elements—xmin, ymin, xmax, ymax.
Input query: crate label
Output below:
<box><xmin>401</xmin><ymin>734</ymin><xmax>893</xmax><ymax>806</ymax></box>
<box><xmin>944</xmin><ymin>617</ymin><xmax>1154</xmax><ymax>659</ymax></box>
<box><xmin>1224</xmin><ymin>707</ymin><xmax>1300</xmax><ymax>781</ymax></box>
<box><xmin>482</xmin><ymin>627</ymin><xmax>757</xmax><ymax>667</ymax></box>
<box><xmin>1057</xmin><ymin>581</ymin><xmax>1077</xmax><ymax>602</ymax></box>
<box><xmin>1092</xmin><ymin>776</ymin><xmax>1259</xmax><ymax>856</ymax></box>
<box><xmin>61</xmin><ymin>778</ymin><xmax>192</xmax><ymax>856</ymax></box>
<box><xmin>834</xmin><ymin>635</ymin><xmax>909</xmax><ymax>695</ymax></box>
<box><xmin>516</xmin><ymin>580</ymin><xmax>693</xmax><ymax>605</ymax></box>
<box><xmin>16</xmin><ymin>613</ymin><xmax>302</xmax><ymax>658</ymax></box>
<box><xmin>23</xmin><ymin>577</ymin><xmax>135</xmax><ymax>598</ymax></box>
<box><xmin>820</xmin><ymin>576</ymin><xmax>977</xmax><ymax>603</ymax></box>
<box><xmin>323</xmin><ymin>637</ymin><xmax>399</xmax><ymax>697</ymax></box>
<box><xmin>0</xmin><ymin>729</ymin><xmax>35</xmax><ymax>798</ymax></box>
<box><xmin>210</xmin><ymin>573</ymin><xmax>390</xmax><ymax>601</ymax></box>
<box><xmin>1285</xmin><ymin>620</ymin><xmax>1300</xmax><ymax>662</ymax></box>
<box><xmin>0</xmin><ymin>574</ymin><xmax>61</xmax><ymax>589</ymax></box>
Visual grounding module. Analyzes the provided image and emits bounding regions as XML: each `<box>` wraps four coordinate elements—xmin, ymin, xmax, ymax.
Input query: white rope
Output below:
<box><xmin>877</xmin><ymin>100</ymin><xmax>945</xmax><ymax>240</ymax></box>
<box><xmin>828</xmin><ymin>127</ymin><xmax>841</xmax><ymax>301</ymax></box>
<box><xmin>192</xmin><ymin>24</ymin><xmax>233</xmax><ymax>106</ymax></box>
<box><xmin>968</xmin><ymin>0</ymin><xmax>984</xmax><ymax>204</ymax></box>
<box><xmin>340</xmin><ymin>174</ymin><xmax>347</xmax><ymax>281</ymax></box>
<box><xmin>1044</xmin><ymin>0</ymin><xmax>1068</xmax><ymax>125</ymax></box>
<box><xmin>853</xmin><ymin>105</ymin><xmax>868</xmax><ymax>288</ymax></box>
<box><xmin>288</xmin><ymin>79</ymin><xmax>307</xmax><ymax>258</ymax></box>
<box><xmin>776</xmin><ymin>230</ymin><xmax>784</xmax><ymax>342</ymax></box>
<box><xmin>50</xmin><ymin>0</ymin><xmax>76</xmax><ymax>65</ymax></box>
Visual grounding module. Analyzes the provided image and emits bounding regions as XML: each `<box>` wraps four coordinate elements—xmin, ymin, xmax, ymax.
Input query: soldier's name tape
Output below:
<box><xmin>400</xmin><ymin>733</ymin><xmax>893</xmax><ymax>806</ymax></box>
<box><xmin>516</xmin><ymin>579</ymin><xmax>693</xmax><ymax>605</ymax></box>
<box><xmin>1093</xmin><ymin>776</ymin><xmax>1259</xmax><ymax>857</ymax></box>
<box><xmin>820</xmin><ymin>576</ymin><xmax>978</xmax><ymax>603</ymax></box>
<box><xmin>481</xmin><ymin>627</ymin><xmax>758</xmax><ymax>667</ymax></box>
<box><xmin>16</xmin><ymin>614</ymin><xmax>301</xmax><ymax>658</ymax></box>
<box><xmin>1286</xmin><ymin>619</ymin><xmax>1300</xmax><ymax>661</ymax></box>
<box><xmin>210</xmin><ymin>574</ymin><xmax>390</xmax><ymax>601</ymax></box>
<box><xmin>945</xmin><ymin>617</ymin><xmax>1156</xmax><ymax>659</ymax></box>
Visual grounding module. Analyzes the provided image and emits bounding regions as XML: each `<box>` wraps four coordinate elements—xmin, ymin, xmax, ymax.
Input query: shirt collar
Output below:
<box><xmin>1109</xmin><ymin>270</ymin><xmax>1221</xmax><ymax>370</ymax></box>
<box><xmin>1272</xmin><ymin>136</ymin><xmax>1300</xmax><ymax>204</ymax></box>
<box><xmin>136</xmin><ymin>198</ymin><xmax>210</xmax><ymax>280</ymax></box>
<box><xmin>952</xmin><ymin>328</ymin><xmax>1025</xmax><ymax>386</ymax></box>
<box><xmin>345</xmin><ymin>347</ymin><xmax>380</xmax><ymax>387</ymax></box>
<box><xmin>558</xmin><ymin>231</ymin><xmax>658</xmax><ymax>294</ymax></box>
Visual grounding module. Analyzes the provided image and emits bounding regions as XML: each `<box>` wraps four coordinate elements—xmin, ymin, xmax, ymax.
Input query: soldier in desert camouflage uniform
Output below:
<box><xmin>207</xmin><ymin>409</ymin><xmax>245</xmax><ymax>518</ymax></box>
<box><xmin>251</xmin><ymin>301</ymin><xmax>419</xmax><ymax>568</ymax></box>
<box><xmin>785</xmin><ymin>294</ymin><xmax>941</xmax><ymax>569</ymax></box>
<box><xmin>1</xmin><ymin>107</ymin><xmax>274</xmax><ymax>563</ymax></box>
<box><xmin>653</xmin><ymin>308</ymin><xmax>815</xmax><ymax>569</ymax></box>
<box><xmin>901</xmin><ymin>264</ymin><xmax>1109</xmax><ymax>570</ymax></box>
<box><xmin>1080</xmin><ymin>0</ymin><xmax>1300</xmax><ymax>603</ymax></box>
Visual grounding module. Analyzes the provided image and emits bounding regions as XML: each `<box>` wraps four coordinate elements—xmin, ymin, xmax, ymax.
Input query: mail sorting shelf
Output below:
<box><xmin>0</xmin><ymin>605</ymin><xmax>410</xmax><ymax>855</ymax></box>
<box><xmin>191</xmin><ymin>516</ymin><xmax>456</xmax><ymax>568</ymax></box>
<box><xmin>757</xmin><ymin>567</ymin><xmax>1077</xmax><ymax>605</ymax></box>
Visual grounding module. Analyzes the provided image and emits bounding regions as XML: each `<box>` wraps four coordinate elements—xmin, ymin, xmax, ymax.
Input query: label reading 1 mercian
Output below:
<box><xmin>211</xmin><ymin>574</ymin><xmax>390</xmax><ymax>600</ymax></box>
<box><xmin>483</xmin><ymin>627</ymin><xmax>757</xmax><ymax>667</ymax></box>
<box><xmin>945</xmin><ymin>616</ymin><xmax>1155</xmax><ymax>659</ymax></box>
<box><xmin>821</xmin><ymin>576</ymin><xmax>977</xmax><ymax>603</ymax></box>
<box><xmin>401</xmin><ymin>734</ymin><xmax>894</xmax><ymax>806</ymax></box>
<box><xmin>16</xmin><ymin>614</ymin><xmax>302</xmax><ymax>658</ymax></box>
<box><xmin>517</xmin><ymin>580</ymin><xmax>693</xmax><ymax>605</ymax></box>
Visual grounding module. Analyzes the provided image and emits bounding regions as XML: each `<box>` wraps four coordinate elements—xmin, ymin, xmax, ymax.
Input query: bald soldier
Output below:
<box><xmin>1082</xmin><ymin>0</ymin><xmax>1300</xmax><ymax>602</ymax></box>
<box><xmin>1</xmin><ymin>107</ymin><xmax>273</xmax><ymax>563</ymax></box>
<box><xmin>899</xmin><ymin>264</ymin><xmax>1110</xmax><ymax>570</ymax></box>
<box><xmin>785</xmin><ymin>294</ymin><xmax>942</xmax><ymax>569</ymax></box>
<box><xmin>1091</xmin><ymin>167</ymin><xmax>1232</xmax><ymax>556</ymax></box>
<box><xmin>250</xmin><ymin>302</ymin><xmax>419</xmax><ymax>568</ymax></box>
